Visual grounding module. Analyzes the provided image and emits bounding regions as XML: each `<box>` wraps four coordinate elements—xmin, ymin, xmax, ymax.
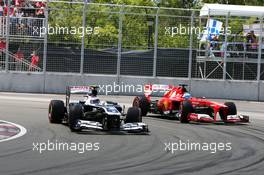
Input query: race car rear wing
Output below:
<box><xmin>66</xmin><ymin>86</ymin><xmax>98</xmax><ymax>106</ymax></box>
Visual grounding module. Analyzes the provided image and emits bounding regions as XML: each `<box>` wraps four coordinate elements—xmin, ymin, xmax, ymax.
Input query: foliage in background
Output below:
<box><xmin>47</xmin><ymin>0</ymin><xmax>264</xmax><ymax>49</ymax></box>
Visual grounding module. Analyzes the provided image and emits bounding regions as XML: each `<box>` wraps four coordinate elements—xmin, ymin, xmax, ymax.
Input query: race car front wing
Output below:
<box><xmin>188</xmin><ymin>113</ymin><xmax>249</xmax><ymax>123</ymax></box>
<box><xmin>74</xmin><ymin>119</ymin><xmax>149</xmax><ymax>133</ymax></box>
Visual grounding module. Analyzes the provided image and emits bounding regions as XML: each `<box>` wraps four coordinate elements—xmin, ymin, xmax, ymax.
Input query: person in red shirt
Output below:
<box><xmin>0</xmin><ymin>38</ymin><xmax>6</xmax><ymax>50</ymax></box>
<box><xmin>0</xmin><ymin>38</ymin><xmax>5</xmax><ymax>69</ymax></box>
<box><xmin>4</xmin><ymin>5</ymin><xmax>15</xmax><ymax>16</ymax></box>
<box><xmin>15</xmin><ymin>0</ymin><xmax>22</xmax><ymax>7</ymax></box>
<box><xmin>29</xmin><ymin>51</ymin><xmax>40</xmax><ymax>71</ymax></box>
<box><xmin>0</xmin><ymin>39</ymin><xmax>6</xmax><ymax>62</ymax></box>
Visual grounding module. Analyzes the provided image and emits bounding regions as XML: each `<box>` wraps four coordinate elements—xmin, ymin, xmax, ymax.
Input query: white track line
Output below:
<box><xmin>0</xmin><ymin>120</ymin><xmax>27</xmax><ymax>143</ymax></box>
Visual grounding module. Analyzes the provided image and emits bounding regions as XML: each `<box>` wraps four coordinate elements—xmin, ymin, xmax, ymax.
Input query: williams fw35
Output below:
<box><xmin>48</xmin><ymin>86</ymin><xmax>149</xmax><ymax>133</ymax></box>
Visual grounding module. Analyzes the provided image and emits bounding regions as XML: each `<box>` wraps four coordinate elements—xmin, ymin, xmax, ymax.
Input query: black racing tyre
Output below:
<box><xmin>224</xmin><ymin>102</ymin><xmax>237</xmax><ymax>115</ymax></box>
<box><xmin>48</xmin><ymin>100</ymin><xmax>65</xmax><ymax>123</ymax></box>
<box><xmin>102</xmin><ymin>117</ymin><xmax>108</xmax><ymax>131</ymax></box>
<box><xmin>220</xmin><ymin>102</ymin><xmax>237</xmax><ymax>121</ymax></box>
<box><xmin>68</xmin><ymin>104</ymin><xmax>83</xmax><ymax>132</ymax></box>
<box><xmin>132</xmin><ymin>96</ymin><xmax>150</xmax><ymax>116</ymax></box>
<box><xmin>125</xmin><ymin>107</ymin><xmax>142</xmax><ymax>123</ymax></box>
<box><xmin>180</xmin><ymin>101</ymin><xmax>193</xmax><ymax>123</ymax></box>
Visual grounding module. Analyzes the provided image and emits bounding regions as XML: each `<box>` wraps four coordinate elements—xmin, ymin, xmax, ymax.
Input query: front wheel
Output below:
<box><xmin>125</xmin><ymin>107</ymin><xmax>142</xmax><ymax>123</ymax></box>
<box><xmin>179</xmin><ymin>101</ymin><xmax>193</xmax><ymax>123</ymax></box>
<box><xmin>220</xmin><ymin>102</ymin><xmax>237</xmax><ymax>121</ymax></box>
<box><xmin>48</xmin><ymin>100</ymin><xmax>65</xmax><ymax>123</ymax></box>
<box><xmin>68</xmin><ymin>104</ymin><xmax>83</xmax><ymax>132</ymax></box>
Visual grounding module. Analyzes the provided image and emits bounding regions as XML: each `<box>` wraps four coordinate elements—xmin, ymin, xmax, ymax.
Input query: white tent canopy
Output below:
<box><xmin>200</xmin><ymin>3</ymin><xmax>264</xmax><ymax>17</ymax></box>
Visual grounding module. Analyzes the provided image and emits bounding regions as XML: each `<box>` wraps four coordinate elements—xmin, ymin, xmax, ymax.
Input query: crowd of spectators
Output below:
<box><xmin>0</xmin><ymin>0</ymin><xmax>46</xmax><ymax>18</ymax></box>
<box><xmin>0</xmin><ymin>0</ymin><xmax>46</xmax><ymax>36</ymax></box>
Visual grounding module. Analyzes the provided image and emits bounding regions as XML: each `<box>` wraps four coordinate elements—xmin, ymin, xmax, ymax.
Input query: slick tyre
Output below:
<box><xmin>224</xmin><ymin>102</ymin><xmax>237</xmax><ymax>115</ymax></box>
<box><xmin>48</xmin><ymin>100</ymin><xmax>65</xmax><ymax>123</ymax></box>
<box><xmin>180</xmin><ymin>101</ymin><xmax>193</xmax><ymax>123</ymax></box>
<box><xmin>125</xmin><ymin>107</ymin><xmax>142</xmax><ymax>123</ymax></box>
<box><xmin>132</xmin><ymin>96</ymin><xmax>150</xmax><ymax>116</ymax></box>
<box><xmin>220</xmin><ymin>102</ymin><xmax>237</xmax><ymax>121</ymax></box>
<box><xmin>68</xmin><ymin>104</ymin><xmax>83</xmax><ymax>132</ymax></box>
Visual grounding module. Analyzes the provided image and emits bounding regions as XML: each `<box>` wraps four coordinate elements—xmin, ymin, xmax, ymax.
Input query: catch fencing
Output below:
<box><xmin>0</xmin><ymin>1</ymin><xmax>264</xmax><ymax>82</ymax></box>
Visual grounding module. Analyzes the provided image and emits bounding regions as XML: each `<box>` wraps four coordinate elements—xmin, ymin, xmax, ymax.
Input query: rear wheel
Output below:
<box><xmin>125</xmin><ymin>107</ymin><xmax>142</xmax><ymax>123</ymax></box>
<box><xmin>68</xmin><ymin>104</ymin><xmax>83</xmax><ymax>132</ymax></box>
<box><xmin>180</xmin><ymin>101</ymin><xmax>193</xmax><ymax>123</ymax></box>
<box><xmin>132</xmin><ymin>96</ymin><xmax>150</xmax><ymax>116</ymax></box>
<box><xmin>48</xmin><ymin>100</ymin><xmax>65</xmax><ymax>123</ymax></box>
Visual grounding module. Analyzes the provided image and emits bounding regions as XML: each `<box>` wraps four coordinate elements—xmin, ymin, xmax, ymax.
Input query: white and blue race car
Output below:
<box><xmin>48</xmin><ymin>86</ymin><xmax>149</xmax><ymax>133</ymax></box>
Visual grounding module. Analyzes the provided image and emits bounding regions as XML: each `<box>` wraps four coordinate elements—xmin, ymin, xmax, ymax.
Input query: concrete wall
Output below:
<box><xmin>259</xmin><ymin>81</ymin><xmax>264</xmax><ymax>101</ymax></box>
<box><xmin>0</xmin><ymin>72</ymin><xmax>263</xmax><ymax>101</ymax></box>
<box><xmin>0</xmin><ymin>72</ymin><xmax>45</xmax><ymax>93</ymax></box>
<box><xmin>190</xmin><ymin>79</ymin><xmax>259</xmax><ymax>101</ymax></box>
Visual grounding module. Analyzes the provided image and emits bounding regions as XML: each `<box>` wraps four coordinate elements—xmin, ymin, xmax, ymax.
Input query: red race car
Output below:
<box><xmin>132</xmin><ymin>84</ymin><xmax>249</xmax><ymax>123</ymax></box>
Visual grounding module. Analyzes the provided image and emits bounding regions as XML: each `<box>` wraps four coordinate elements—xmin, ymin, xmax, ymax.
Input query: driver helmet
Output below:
<box><xmin>183</xmin><ymin>92</ymin><xmax>191</xmax><ymax>99</ymax></box>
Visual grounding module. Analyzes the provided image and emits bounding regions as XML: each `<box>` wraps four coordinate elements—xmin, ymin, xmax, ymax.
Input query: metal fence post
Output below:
<box><xmin>43</xmin><ymin>0</ymin><xmax>49</xmax><ymax>73</ymax></box>
<box><xmin>188</xmin><ymin>10</ymin><xmax>194</xmax><ymax>80</ymax></box>
<box><xmin>257</xmin><ymin>16</ymin><xmax>263</xmax><ymax>101</ymax></box>
<box><xmin>80</xmin><ymin>1</ymin><xmax>88</xmax><ymax>74</ymax></box>
<box><xmin>117</xmin><ymin>5</ymin><xmax>124</xmax><ymax>83</ymax></box>
<box><xmin>257</xmin><ymin>16</ymin><xmax>263</xmax><ymax>81</ymax></box>
<box><xmin>223</xmin><ymin>12</ymin><xmax>230</xmax><ymax>80</ymax></box>
<box><xmin>5</xmin><ymin>0</ymin><xmax>10</xmax><ymax>72</ymax></box>
<box><xmin>153</xmin><ymin>8</ymin><xmax>159</xmax><ymax>77</ymax></box>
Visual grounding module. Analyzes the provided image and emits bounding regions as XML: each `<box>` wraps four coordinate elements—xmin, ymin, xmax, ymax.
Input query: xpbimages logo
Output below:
<box><xmin>33</xmin><ymin>25</ymin><xmax>100</xmax><ymax>37</ymax></box>
<box><xmin>97</xmin><ymin>82</ymin><xmax>169</xmax><ymax>95</ymax></box>
<box><xmin>164</xmin><ymin>140</ymin><xmax>232</xmax><ymax>154</ymax></box>
<box><xmin>164</xmin><ymin>24</ymin><xmax>232</xmax><ymax>37</ymax></box>
<box><xmin>32</xmin><ymin>140</ymin><xmax>100</xmax><ymax>154</ymax></box>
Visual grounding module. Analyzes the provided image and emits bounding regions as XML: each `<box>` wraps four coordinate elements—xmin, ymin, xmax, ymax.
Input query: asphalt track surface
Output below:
<box><xmin>0</xmin><ymin>93</ymin><xmax>263</xmax><ymax>175</ymax></box>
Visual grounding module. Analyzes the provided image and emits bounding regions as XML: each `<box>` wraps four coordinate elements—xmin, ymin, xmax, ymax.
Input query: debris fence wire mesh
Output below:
<box><xmin>0</xmin><ymin>1</ymin><xmax>263</xmax><ymax>81</ymax></box>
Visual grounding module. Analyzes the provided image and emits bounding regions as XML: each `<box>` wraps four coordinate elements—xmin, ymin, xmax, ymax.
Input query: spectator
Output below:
<box><xmin>0</xmin><ymin>2</ymin><xmax>3</xmax><ymax>36</ymax></box>
<box><xmin>0</xmin><ymin>38</ymin><xmax>6</xmax><ymax>51</ymax></box>
<box><xmin>26</xmin><ymin>12</ymin><xmax>34</xmax><ymax>36</ymax></box>
<box><xmin>35</xmin><ymin>1</ymin><xmax>45</xmax><ymax>18</ymax></box>
<box><xmin>0</xmin><ymin>39</ymin><xmax>6</xmax><ymax>68</ymax></box>
<box><xmin>209</xmin><ymin>35</ymin><xmax>219</xmax><ymax>49</ymax></box>
<box><xmin>0</xmin><ymin>3</ymin><xmax>3</xmax><ymax>16</ymax></box>
<box><xmin>28</xmin><ymin>51</ymin><xmax>39</xmax><ymax>71</ymax></box>
<box><xmin>246</xmin><ymin>30</ymin><xmax>258</xmax><ymax>49</ymax></box>
<box><xmin>15</xmin><ymin>0</ymin><xmax>23</xmax><ymax>7</ymax></box>
<box><xmin>16</xmin><ymin>7</ymin><xmax>24</xmax><ymax>19</ymax></box>
<box><xmin>36</xmin><ymin>6</ymin><xmax>44</xmax><ymax>18</ymax></box>
<box><xmin>14</xmin><ymin>47</ymin><xmax>24</xmax><ymax>71</ymax></box>
<box><xmin>207</xmin><ymin>34</ymin><xmax>219</xmax><ymax>58</ymax></box>
<box><xmin>4</xmin><ymin>4</ymin><xmax>15</xmax><ymax>16</ymax></box>
<box><xmin>246</xmin><ymin>30</ymin><xmax>258</xmax><ymax>58</ymax></box>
